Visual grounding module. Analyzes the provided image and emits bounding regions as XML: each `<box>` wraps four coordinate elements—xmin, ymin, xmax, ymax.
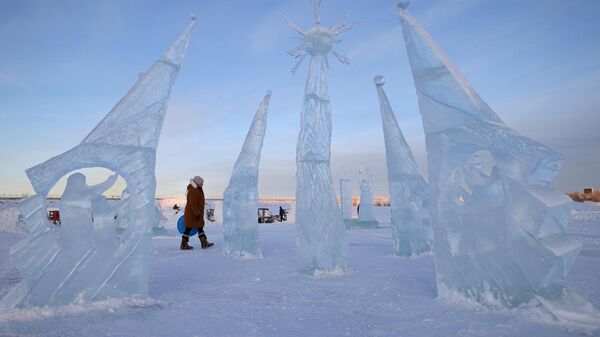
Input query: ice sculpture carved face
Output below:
<box><xmin>445</xmin><ymin>149</ymin><xmax>505</xmax><ymax>215</ymax></box>
<box><xmin>66</xmin><ymin>173</ymin><xmax>86</xmax><ymax>189</ymax></box>
<box><xmin>463</xmin><ymin>150</ymin><xmax>497</xmax><ymax>187</ymax></box>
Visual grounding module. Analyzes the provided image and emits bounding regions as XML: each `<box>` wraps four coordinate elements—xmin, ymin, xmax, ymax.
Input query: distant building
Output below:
<box><xmin>584</xmin><ymin>188</ymin><xmax>594</xmax><ymax>195</ymax></box>
<box><xmin>351</xmin><ymin>195</ymin><xmax>390</xmax><ymax>206</ymax></box>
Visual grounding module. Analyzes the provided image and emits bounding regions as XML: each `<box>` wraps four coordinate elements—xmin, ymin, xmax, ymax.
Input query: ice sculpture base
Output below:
<box><xmin>350</xmin><ymin>220</ymin><xmax>379</xmax><ymax>229</ymax></box>
<box><xmin>535</xmin><ymin>289</ymin><xmax>600</xmax><ymax>332</ymax></box>
<box><xmin>152</xmin><ymin>227</ymin><xmax>169</xmax><ymax>236</ymax></box>
<box><xmin>343</xmin><ymin>219</ymin><xmax>355</xmax><ymax>229</ymax></box>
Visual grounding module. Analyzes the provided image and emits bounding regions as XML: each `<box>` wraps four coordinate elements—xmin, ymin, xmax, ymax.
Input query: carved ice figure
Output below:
<box><xmin>0</xmin><ymin>16</ymin><xmax>196</xmax><ymax>309</ymax></box>
<box><xmin>395</xmin><ymin>1</ymin><xmax>599</xmax><ymax>328</ymax></box>
<box><xmin>61</xmin><ymin>173</ymin><xmax>117</xmax><ymax>249</ymax></box>
<box><xmin>374</xmin><ymin>75</ymin><xmax>432</xmax><ymax>256</ymax></box>
<box><xmin>223</xmin><ymin>91</ymin><xmax>271</xmax><ymax>258</ymax></box>
<box><xmin>352</xmin><ymin>166</ymin><xmax>379</xmax><ymax>228</ymax></box>
<box><xmin>357</xmin><ymin>166</ymin><xmax>376</xmax><ymax>221</ymax></box>
<box><xmin>281</xmin><ymin>0</ymin><xmax>353</xmax><ymax>274</ymax></box>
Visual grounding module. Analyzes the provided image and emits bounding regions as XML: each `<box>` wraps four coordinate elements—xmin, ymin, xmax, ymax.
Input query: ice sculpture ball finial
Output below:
<box><xmin>190</xmin><ymin>13</ymin><xmax>198</xmax><ymax>21</ymax></box>
<box><xmin>373</xmin><ymin>75</ymin><xmax>385</xmax><ymax>86</ymax></box>
<box><xmin>397</xmin><ymin>0</ymin><xmax>411</xmax><ymax>9</ymax></box>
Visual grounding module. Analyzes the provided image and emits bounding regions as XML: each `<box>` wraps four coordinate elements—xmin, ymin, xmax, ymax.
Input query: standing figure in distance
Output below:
<box><xmin>181</xmin><ymin>176</ymin><xmax>214</xmax><ymax>250</ymax></box>
<box><xmin>279</xmin><ymin>206</ymin><xmax>285</xmax><ymax>222</ymax></box>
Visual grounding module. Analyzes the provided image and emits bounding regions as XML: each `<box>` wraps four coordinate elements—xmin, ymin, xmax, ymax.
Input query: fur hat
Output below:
<box><xmin>190</xmin><ymin>176</ymin><xmax>204</xmax><ymax>188</ymax></box>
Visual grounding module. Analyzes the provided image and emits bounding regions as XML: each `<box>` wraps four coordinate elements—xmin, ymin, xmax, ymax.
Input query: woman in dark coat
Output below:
<box><xmin>181</xmin><ymin>176</ymin><xmax>214</xmax><ymax>250</ymax></box>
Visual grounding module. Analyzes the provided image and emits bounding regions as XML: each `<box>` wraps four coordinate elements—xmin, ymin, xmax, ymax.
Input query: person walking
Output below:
<box><xmin>279</xmin><ymin>206</ymin><xmax>285</xmax><ymax>222</ymax></box>
<box><xmin>181</xmin><ymin>176</ymin><xmax>214</xmax><ymax>250</ymax></box>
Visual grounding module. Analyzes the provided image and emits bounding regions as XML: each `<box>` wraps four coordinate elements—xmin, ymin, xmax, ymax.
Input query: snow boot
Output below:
<box><xmin>199</xmin><ymin>231</ymin><xmax>214</xmax><ymax>249</ymax></box>
<box><xmin>180</xmin><ymin>235</ymin><xmax>194</xmax><ymax>250</ymax></box>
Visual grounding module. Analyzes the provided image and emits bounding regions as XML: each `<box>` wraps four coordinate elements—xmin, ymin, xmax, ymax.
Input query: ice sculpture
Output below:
<box><xmin>0</xmin><ymin>16</ymin><xmax>196</xmax><ymax>309</ymax></box>
<box><xmin>282</xmin><ymin>0</ymin><xmax>352</xmax><ymax>274</ymax></box>
<box><xmin>352</xmin><ymin>166</ymin><xmax>379</xmax><ymax>228</ymax></box>
<box><xmin>223</xmin><ymin>91</ymin><xmax>271</xmax><ymax>258</ymax></box>
<box><xmin>395</xmin><ymin>1</ymin><xmax>599</xmax><ymax>327</ymax></box>
<box><xmin>374</xmin><ymin>75</ymin><xmax>432</xmax><ymax>256</ymax></box>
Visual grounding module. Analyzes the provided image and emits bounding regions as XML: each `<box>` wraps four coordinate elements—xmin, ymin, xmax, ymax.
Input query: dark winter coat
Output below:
<box><xmin>184</xmin><ymin>184</ymin><xmax>205</xmax><ymax>229</ymax></box>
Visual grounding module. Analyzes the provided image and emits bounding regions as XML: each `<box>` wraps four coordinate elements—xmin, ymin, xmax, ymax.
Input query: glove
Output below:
<box><xmin>195</xmin><ymin>215</ymin><xmax>201</xmax><ymax>221</ymax></box>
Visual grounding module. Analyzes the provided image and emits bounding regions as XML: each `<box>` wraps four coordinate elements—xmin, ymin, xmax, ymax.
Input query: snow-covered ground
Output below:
<box><xmin>0</xmin><ymin>200</ymin><xmax>599</xmax><ymax>336</ymax></box>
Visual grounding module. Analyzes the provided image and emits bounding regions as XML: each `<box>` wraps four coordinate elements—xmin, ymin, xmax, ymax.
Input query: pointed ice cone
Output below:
<box><xmin>82</xmin><ymin>17</ymin><xmax>196</xmax><ymax>150</ymax></box>
<box><xmin>394</xmin><ymin>3</ymin><xmax>597</xmax><ymax>326</ymax></box>
<box><xmin>374</xmin><ymin>75</ymin><xmax>432</xmax><ymax>256</ymax></box>
<box><xmin>223</xmin><ymin>91</ymin><xmax>272</xmax><ymax>258</ymax></box>
<box><xmin>1</xmin><ymin>17</ymin><xmax>196</xmax><ymax>309</ymax></box>
<box><xmin>374</xmin><ymin>75</ymin><xmax>419</xmax><ymax>175</ymax></box>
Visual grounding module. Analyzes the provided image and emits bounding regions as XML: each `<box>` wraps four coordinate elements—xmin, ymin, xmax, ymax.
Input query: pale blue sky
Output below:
<box><xmin>0</xmin><ymin>0</ymin><xmax>599</xmax><ymax>198</ymax></box>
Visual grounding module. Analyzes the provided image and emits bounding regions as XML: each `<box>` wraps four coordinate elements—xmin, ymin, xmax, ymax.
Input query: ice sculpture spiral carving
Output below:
<box><xmin>395</xmin><ymin>1</ymin><xmax>599</xmax><ymax>327</ymax></box>
<box><xmin>374</xmin><ymin>75</ymin><xmax>433</xmax><ymax>256</ymax></box>
<box><xmin>0</xmin><ymin>16</ymin><xmax>196</xmax><ymax>309</ymax></box>
<box><xmin>223</xmin><ymin>91</ymin><xmax>271</xmax><ymax>258</ymax></box>
<box><xmin>282</xmin><ymin>0</ymin><xmax>352</xmax><ymax>274</ymax></box>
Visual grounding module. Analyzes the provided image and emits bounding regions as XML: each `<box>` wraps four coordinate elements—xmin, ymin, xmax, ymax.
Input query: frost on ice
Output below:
<box><xmin>395</xmin><ymin>1</ymin><xmax>599</xmax><ymax>326</ymax></box>
<box><xmin>223</xmin><ymin>91</ymin><xmax>271</xmax><ymax>258</ymax></box>
<box><xmin>374</xmin><ymin>75</ymin><xmax>432</xmax><ymax>256</ymax></box>
<box><xmin>0</xmin><ymin>17</ymin><xmax>196</xmax><ymax>309</ymax></box>
<box><xmin>352</xmin><ymin>166</ymin><xmax>379</xmax><ymax>228</ymax></box>
<box><xmin>282</xmin><ymin>0</ymin><xmax>352</xmax><ymax>274</ymax></box>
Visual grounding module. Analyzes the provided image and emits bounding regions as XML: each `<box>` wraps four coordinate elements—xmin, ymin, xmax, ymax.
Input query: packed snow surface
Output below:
<box><xmin>0</xmin><ymin>200</ymin><xmax>599</xmax><ymax>336</ymax></box>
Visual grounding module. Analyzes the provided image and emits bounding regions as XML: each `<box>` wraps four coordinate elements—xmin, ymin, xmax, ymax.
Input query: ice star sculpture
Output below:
<box><xmin>223</xmin><ymin>91</ymin><xmax>271</xmax><ymax>258</ymax></box>
<box><xmin>281</xmin><ymin>0</ymin><xmax>352</xmax><ymax>275</ymax></box>
<box><xmin>0</xmin><ymin>16</ymin><xmax>196</xmax><ymax>309</ymax></box>
<box><xmin>395</xmin><ymin>1</ymin><xmax>599</xmax><ymax>327</ymax></box>
<box><xmin>374</xmin><ymin>75</ymin><xmax>432</xmax><ymax>256</ymax></box>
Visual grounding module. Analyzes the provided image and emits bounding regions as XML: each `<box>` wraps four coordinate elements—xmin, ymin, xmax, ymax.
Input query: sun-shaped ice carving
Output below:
<box><xmin>281</xmin><ymin>0</ymin><xmax>354</xmax><ymax>74</ymax></box>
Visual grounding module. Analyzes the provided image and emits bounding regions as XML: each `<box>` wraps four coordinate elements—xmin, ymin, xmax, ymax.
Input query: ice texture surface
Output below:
<box><xmin>395</xmin><ymin>2</ymin><xmax>599</xmax><ymax>326</ymax></box>
<box><xmin>374</xmin><ymin>75</ymin><xmax>433</xmax><ymax>257</ymax></box>
<box><xmin>294</xmin><ymin>53</ymin><xmax>347</xmax><ymax>274</ymax></box>
<box><xmin>223</xmin><ymin>91</ymin><xmax>271</xmax><ymax>258</ymax></box>
<box><xmin>0</xmin><ymin>17</ymin><xmax>195</xmax><ymax>309</ymax></box>
<box><xmin>282</xmin><ymin>3</ymin><xmax>352</xmax><ymax>274</ymax></box>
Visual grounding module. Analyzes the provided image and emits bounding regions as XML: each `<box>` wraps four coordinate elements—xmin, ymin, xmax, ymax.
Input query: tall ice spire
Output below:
<box><xmin>374</xmin><ymin>74</ymin><xmax>432</xmax><ymax>256</ymax></box>
<box><xmin>281</xmin><ymin>1</ymin><xmax>352</xmax><ymax>275</ymax></box>
<box><xmin>223</xmin><ymin>91</ymin><xmax>272</xmax><ymax>258</ymax></box>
